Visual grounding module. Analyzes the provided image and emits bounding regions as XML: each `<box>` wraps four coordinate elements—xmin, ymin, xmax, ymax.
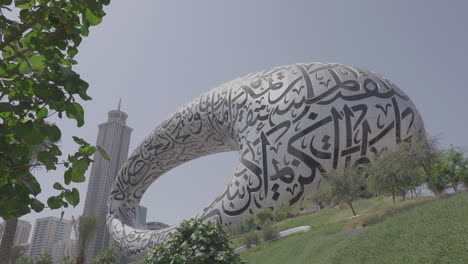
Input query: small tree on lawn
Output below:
<box><xmin>34</xmin><ymin>252</ymin><xmax>53</xmax><ymax>264</ymax></box>
<box><xmin>144</xmin><ymin>218</ymin><xmax>243</xmax><ymax>264</ymax></box>
<box><xmin>92</xmin><ymin>248</ymin><xmax>117</xmax><ymax>264</ymax></box>
<box><xmin>367</xmin><ymin>142</ymin><xmax>426</xmax><ymax>204</ymax></box>
<box><xmin>442</xmin><ymin>145</ymin><xmax>467</xmax><ymax>192</ymax></box>
<box><xmin>411</xmin><ymin>136</ymin><xmax>448</xmax><ymax>195</ymax></box>
<box><xmin>323</xmin><ymin>164</ymin><xmax>366</xmax><ymax>216</ymax></box>
<box><xmin>254</xmin><ymin>207</ymin><xmax>274</xmax><ymax>226</ymax></box>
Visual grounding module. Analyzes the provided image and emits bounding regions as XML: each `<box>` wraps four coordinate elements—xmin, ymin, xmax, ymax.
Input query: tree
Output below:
<box><xmin>145</xmin><ymin>218</ymin><xmax>243</xmax><ymax>264</ymax></box>
<box><xmin>1</xmin><ymin>138</ymin><xmax>59</xmax><ymax>263</ymax></box>
<box><xmin>242</xmin><ymin>213</ymin><xmax>255</xmax><ymax>232</ymax></box>
<box><xmin>0</xmin><ymin>0</ymin><xmax>110</xmax><ymax>221</ymax></box>
<box><xmin>14</xmin><ymin>255</ymin><xmax>32</xmax><ymax>264</ymax></box>
<box><xmin>410</xmin><ymin>136</ymin><xmax>447</xmax><ymax>195</ymax></box>
<box><xmin>34</xmin><ymin>252</ymin><xmax>53</xmax><ymax>264</ymax></box>
<box><xmin>61</xmin><ymin>256</ymin><xmax>76</xmax><ymax>264</ymax></box>
<box><xmin>253</xmin><ymin>207</ymin><xmax>274</xmax><ymax>226</ymax></box>
<box><xmin>442</xmin><ymin>145</ymin><xmax>467</xmax><ymax>192</ymax></box>
<box><xmin>367</xmin><ymin>142</ymin><xmax>423</xmax><ymax>204</ymax></box>
<box><xmin>10</xmin><ymin>244</ymin><xmax>28</xmax><ymax>264</ymax></box>
<box><xmin>76</xmin><ymin>214</ymin><xmax>98</xmax><ymax>264</ymax></box>
<box><xmin>323</xmin><ymin>164</ymin><xmax>366</xmax><ymax>215</ymax></box>
<box><xmin>92</xmin><ymin>248</ymin><xmax>117</xmax><ymax>264</ymax></box>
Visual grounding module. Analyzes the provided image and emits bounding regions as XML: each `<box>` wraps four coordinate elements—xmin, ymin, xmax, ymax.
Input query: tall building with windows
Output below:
<box><xmin>0</xmin><ymin>219</ymin><xmax>32</xmax><ymax>246</ymax></box>
<box><xmin>82</xmin><ymin>101</ymin><xmax>132</xmax><ymax>263</ymax></box>
<box><xmin>29</xmin><ymin>217</ymin><xmax>72</xmax><ymax>259</ymax></box>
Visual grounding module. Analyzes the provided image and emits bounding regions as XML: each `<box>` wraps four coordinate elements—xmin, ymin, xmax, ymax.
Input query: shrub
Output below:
<box><xmin>254</xmin><ymin>207</ymin><xmax>274</xmax><ymax>226</ymax></box>
<box><xmin>242</xmin><ymin>213</ymin><xmax>256</xmax><ymax>232</ymax></box>
<box><xmin>241</xmin><ymin>231</ymin><xmax>261</xmax><ymax>248</ymax></box>
<box><xmin>273</xmin><ymin>203</ymin><xmax>290</xmax><ymax>222</ymax></box>
<box><xmin>144</xmin><ymin>218</ymin><xmax>243</xmax><ymax>264</ymax></box>
<box><xmin>260</xmin><ymin>223</ymin><xmax>279</xmax><ymax>241</ymax></box>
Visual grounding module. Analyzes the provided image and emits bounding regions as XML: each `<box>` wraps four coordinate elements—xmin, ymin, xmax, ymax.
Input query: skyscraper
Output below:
<box><xmin>29</xmin><ymin>217</ymin><xmax>72</xmax><ymax>259</ymax></box>
<box><xmin>82</xmin><ymin>101</ymin><xmax>132</xmax><ymax>263</ymax></box>
<box><xmin>0</xmin><ymin>219</ymin><xmax>32</xmax><ymax>246</ymax></box>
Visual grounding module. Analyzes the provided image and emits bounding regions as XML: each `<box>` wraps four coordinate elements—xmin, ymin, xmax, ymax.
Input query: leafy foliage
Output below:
<box><xmin>367</xmin><ymin>142</ymin><xmax>423</xmax><ymax>204</ymax></box>
<box><xmin>145</xmin><ymin>218</ymin><xmax>243</xmax><ymax>264</ymax></box>
<box><xmin>0</xmin><ymin>0</ymin><xmax>110</xmax><ymax>220</ymax></box>
<box><xmin>254</xmin><ymin>207</ymin><xmax>274</xmax><ymax>226</ymax></box>
<box><xmin>92</xmin><ymin>248</ymin><xmax>118</xmax><ymax>264</ymax></box>
<box><xmin>259</xmin><ymin>223</ymin><xmax>279</xmax><ymax>242</ymax></box>
<box><xmin>241</xmin><ymin>230</ymin><xmax>261</xmax><ymax>248</ymax></box>
<box><xmin>242</xmin><ymin>213</ymin><xmax>256</xmax><ymax>232</ymax></box>
<box><xmin>323</xmin><ymin>164</ymin><xmax>367</xmax><ymax>215</ymax></box>
<box><xmin>34</xmin><ymin>252</ymin><xmax>53</xmax><ymax>264</ymax></box>
<box><xmin>76</xmin><ymin>214</ymin><xmax>98</xmax><ymax>264</ymax></box>
<box><xmin>441</xmin><ymin>145</ymin><xmax>467</xmax><ymax>192</ymax></box>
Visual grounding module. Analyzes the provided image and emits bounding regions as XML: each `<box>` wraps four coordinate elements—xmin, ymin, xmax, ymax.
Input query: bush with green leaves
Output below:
<box><xmin>242</xmin><ymin>213</ymin><xmax>256</xmax><ymax>232</ymax></box>
<box><xmin>260</xmin><ymin>223</ymin><xmax>279</xmax><ymax>242</ymax></box>
<box><xmin>0</xmin><ymin>0</ymin><xmax>110</xmax><ymax>221</ymax></box>
<box><xmin>241</xmin><ymin>230</ymin><xmax>261</xmax><ymax>249</ymax></box>
<box><xmin>273</xmin><ymin>203</ymin><xmax>291</xmax><ymax>222</ymax></box>
<box><xmin>144</xmin><ymin>218</ymin><xmax>243</xmax><ymax>264</ymax></box>
<box><xmin>92</xmin><ymin>248</ymin><xmax>118</xmax><ymax>264</ymax></box>
<box><xmin>254</xmin><ymin>207</ymin><xmax>274</xmax><ymax>226</ymax></box>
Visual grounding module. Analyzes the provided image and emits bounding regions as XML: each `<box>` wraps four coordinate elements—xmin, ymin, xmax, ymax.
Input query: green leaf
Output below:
<box><xmin>64</xmin><ymin>188</ymin><xmax>79</xmax><ymax>206</ymax></box>
<box><xmin>14</xmin><ymin>0</ymin><xmax>32</xmax><ymax>9</ymax></box>
<box><xmin>0</xmin><ymin>0</ymin><xmax>13</xmax><ymax>6</ymax></box>
<box><xmin>97</xmin><ymin>145</ymin><xmax>110</xmax><ymax>160</ymax></box>
<box><xmin>67</xmin><ymin>46</ymin><xmax>78</xmax><ymax>58</ymax></box>
<box><xmin>21</xmin><ymin>175</ymin><xmax>41</xmax><ymax>196</ymax></box>
<box><xmin>47</xmin><ymin>196</ymin><xmax>62</xmax><ymax>209</ymax></box>
<box><xmin>66</xmin><ymin>103</ymin><xmax>84</xmax><ymax>127</ymax></box>
<box><xmin>84</xmin><ymin>8</ymin><xmax>102</xmax><ymax>26</ymax></box>
<box><xmin>18</xmin><ymin>60</ymin><xmax>32</xmax><ymax>73</ymax></box>
<box><xmin>37</xmin><ymin>151</ymin><xmax>57</xmax><ymax>170</ymax></box>
<box><xmin>73</xmin><ymin>136</ymin><xmax>87</xmax><ymax>145</ymax></box>
<box><xmin>43</xmin><ymin>124</ymin><xmax>61</xmax><ymax>142</ymax></box>
<box><xmin>0</xmin><ymin>103</ymin><xmax>14</xmax><ymax>112</ymax></box>
<box><xmin>79</xmin><ymin>145</ymin><xmax>96</xmax><ymax>156</ymax></box>
<box><xmin>99</xmin><ymin>0</ymin><xmax>110</xmax><ymax>5</ymax></box>
<box><xmin>37</xmin><ymin>107</ymin><xmax>48</xmax><ymax>119</ymax></box>
<box><xmin>53</xmin><ymin>182</ymin><xmax>64</xmax><ymax>190</ymax></box>
<box><xmin>12</xmin><ymin>121</ymin><xmax>33</xmax><ymax>137</ymax></box>
<box><xmin>70</xmin><ymin>159</ymin><xmax>88</xmax><ymax>182</ymax></box>
<box><xmin>64</xmin><ymin>169</ymin><xmax>72</xmax><ymax>185</ymax></box>
<box><xmin>30</xmin><ymin>55</ymin><xmax>46</xmax><ymax>70</ymax></box>
<box><xmin>31</xmin><ymin>198</ymin><xmax>45</xmax><ymax>212</ymax></box>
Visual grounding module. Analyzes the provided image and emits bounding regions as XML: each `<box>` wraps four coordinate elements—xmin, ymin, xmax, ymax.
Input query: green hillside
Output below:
<box><xmin>240</xmin><ymin>192</ymin><xmax>468</xmax><ymax>264</ymax></box>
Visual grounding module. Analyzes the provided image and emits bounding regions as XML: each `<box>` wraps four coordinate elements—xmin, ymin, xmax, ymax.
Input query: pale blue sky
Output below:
<box><xmin>19</xmin><ymin>0</ymin><xmax>468</xmax><ymax>234</ymax></box>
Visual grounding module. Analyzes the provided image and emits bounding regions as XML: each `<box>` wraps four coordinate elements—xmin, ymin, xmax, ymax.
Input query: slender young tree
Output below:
<box><xmin>323</xmin><ymin>164</ymin><xmax>367</xmax><ymax>216</ymax></box>
<box><xmin>76</xmin><ymin>214</ymin><xmax>98</xmax><ymax>264</ymax></box>
<box><xmin>443</xmin><ymin>145</ymin><xmax>467</xmax><ymax>192</ymax></box>
<box><xmin>367</xmin><ymin>142</ymin><xmax>423</xmax><ymax>204</ymax></box>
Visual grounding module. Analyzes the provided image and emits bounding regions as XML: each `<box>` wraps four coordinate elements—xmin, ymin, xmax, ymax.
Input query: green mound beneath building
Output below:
<box><xmin>239</xmin><ymin>191</ymin><xmax>468</xmax><ymax>264</ymax></box>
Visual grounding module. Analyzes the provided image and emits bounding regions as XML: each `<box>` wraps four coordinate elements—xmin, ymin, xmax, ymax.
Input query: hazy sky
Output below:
<box><xmin>17</xmin><ymin>0</ymin><xmax>468</xmax><ymax>239</ymax></box>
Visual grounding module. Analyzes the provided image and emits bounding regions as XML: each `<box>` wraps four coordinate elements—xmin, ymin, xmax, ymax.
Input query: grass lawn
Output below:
<box><xmin>240</xmin><ymin>192</ymin><xmax>468</xmax><ymax>264</ymax></box>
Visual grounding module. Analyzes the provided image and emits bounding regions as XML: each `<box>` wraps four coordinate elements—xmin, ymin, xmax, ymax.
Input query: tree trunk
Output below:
<box><xmin>347</xmin><ymin>202</ymin><xmax>357</xmax><ymax>216</ymax></box>
<box><xmin>452</xmin><ymin>183</ymin><xmax>458</xmax><ymax>192</ymax></box>
<box><xmin>77</xmin><ymin>253</ymin><xmax>84</xmax><ymax>264</ymax></box>
<box><xmin>0</xmin><ymin>218</ymin><xmax>18</xmax><ymax>264</ymax></box>
<box><xmin>392</xmin><ymin>190</ymin><xmax>396</xmax><ymax>205</ymax></box>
